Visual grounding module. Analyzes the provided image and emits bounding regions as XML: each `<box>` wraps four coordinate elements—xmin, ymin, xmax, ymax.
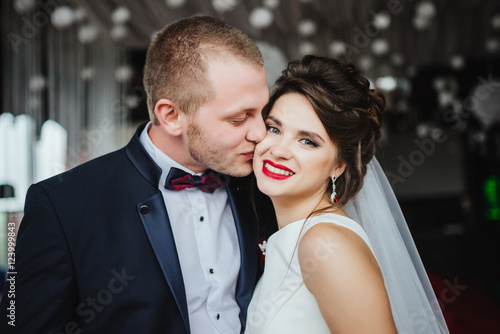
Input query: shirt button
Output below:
<box><xmin>209</xmin><ymin>268</ymin><xmax>214</xmax><ymax>274</ymax></box>
<box><xmin>200</xmin><ymin>216</ymin><xmax>204</xmax><ymax>222</ymax></box>
<box><xmin>215</xmin><ymin>313</ymin><xmax>220</xmax><ymax>320</ymax></box>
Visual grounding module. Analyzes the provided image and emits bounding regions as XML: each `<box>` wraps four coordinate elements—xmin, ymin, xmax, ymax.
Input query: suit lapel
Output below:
<box><xmin>137</xmin><ymin>193</ymin><xmax>190</xmax><ymax>333</ymax></box>
<box><xmin>126</xmin><ymin>124</ymin><xmax>190</xmax><ymax>333</ymax></box>
<box><xmin>226</xmin><ymin>178</ymin><xmax>258</xmax><ymax>327</ymax></box>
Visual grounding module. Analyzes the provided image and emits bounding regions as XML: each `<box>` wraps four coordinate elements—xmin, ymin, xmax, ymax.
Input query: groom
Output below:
<box><xmin>0</xmin><ymin>16</ymin><xmax>271</xmax><ymax>333</ymax></box>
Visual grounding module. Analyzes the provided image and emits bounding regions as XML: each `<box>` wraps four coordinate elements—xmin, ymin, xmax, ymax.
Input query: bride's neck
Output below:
<box><xmin>271</xmin><ymin>196</ymin><xmax>335</xmax><ymax>229</ymax></box>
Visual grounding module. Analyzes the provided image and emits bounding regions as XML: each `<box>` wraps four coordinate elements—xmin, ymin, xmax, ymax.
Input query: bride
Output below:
<box><xmin>245</xmin><ymin>55</ymin><xmax>449</xmax><ymax>333</ymax></box>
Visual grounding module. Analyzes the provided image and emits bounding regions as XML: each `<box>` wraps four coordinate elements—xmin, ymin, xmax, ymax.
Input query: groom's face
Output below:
<box><xmin>184</xmin><ymin>59</ymin><xmax>269</xmax><ymax>177</ymax></box>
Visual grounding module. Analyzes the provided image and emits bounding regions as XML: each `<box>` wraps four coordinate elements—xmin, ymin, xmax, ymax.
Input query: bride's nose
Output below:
<box><xmin>269</xmin><ymin>139</ymin><xmax>293</xmax><ymax>160</ymax></box>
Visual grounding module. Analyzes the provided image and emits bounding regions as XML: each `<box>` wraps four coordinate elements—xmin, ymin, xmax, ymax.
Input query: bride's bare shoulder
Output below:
<box><xmin>297</xmin><ymin>221</ymin><xmax>377</xmax><ymax>273</ymax></box>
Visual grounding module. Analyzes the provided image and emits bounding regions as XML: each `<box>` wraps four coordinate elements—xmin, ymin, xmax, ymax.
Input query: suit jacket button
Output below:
<box><xmin>140</xmin><ymin>205</ymin><xmax>150</xmax><ymax>214</ymax></box>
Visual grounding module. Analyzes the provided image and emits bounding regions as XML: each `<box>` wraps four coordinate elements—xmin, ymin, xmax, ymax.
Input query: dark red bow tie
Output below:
<box><xmin>164</xmin><ymin>167</ymin><xmax>221</xmax><ymax>193</ymax></box>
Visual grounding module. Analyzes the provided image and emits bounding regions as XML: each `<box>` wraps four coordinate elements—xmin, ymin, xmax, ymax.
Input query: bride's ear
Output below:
<box><xmin>331</xmin><ymin>160</ymin><xmax>347</xmax><ymax>179</ymax></box>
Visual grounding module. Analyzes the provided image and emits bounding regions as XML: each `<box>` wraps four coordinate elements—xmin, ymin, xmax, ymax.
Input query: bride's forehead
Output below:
<box><xmin>269</xmin><ymin>102</ymin><xmax>326</xmax><ymax>132</ymax></box>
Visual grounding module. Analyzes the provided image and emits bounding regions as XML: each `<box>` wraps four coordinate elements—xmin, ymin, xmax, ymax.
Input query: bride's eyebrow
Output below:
<box><xmin>296</xmin><ymin>130</ymin><xmax>325</xmax><ymax>143</ymax></box>
<box><xmin>268</xmin><ymin>115</ymin><xmax>325</xmax><ymax>143</ymax></box>
<box><xmin>266</xmin><ymin>115</ymin><xmax>281</xmax><ymax>125</ymax></box>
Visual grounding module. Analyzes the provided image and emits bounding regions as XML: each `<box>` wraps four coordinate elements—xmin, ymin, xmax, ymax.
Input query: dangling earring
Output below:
<box><xmin>330</xmin><ymin>175</ymin><xmax>338</xmax><ymax>203</ymax></box>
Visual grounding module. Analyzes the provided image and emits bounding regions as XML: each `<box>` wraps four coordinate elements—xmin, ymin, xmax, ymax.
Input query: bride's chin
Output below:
<box><xmin>257</xmin><ymin>186</ymin><xmax>286</xmax><ymax>202</ymax></box>
<box><xmin>255</xmin><ymin>179</ymin><xmax>276</xmax><ymax>197</ymax></box>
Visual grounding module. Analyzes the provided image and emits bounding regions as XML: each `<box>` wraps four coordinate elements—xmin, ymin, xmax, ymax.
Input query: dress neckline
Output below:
<box><xmin>278</xmin><ymin>212</ymin><xmax>354</xmax><ymax>232</ymax></box>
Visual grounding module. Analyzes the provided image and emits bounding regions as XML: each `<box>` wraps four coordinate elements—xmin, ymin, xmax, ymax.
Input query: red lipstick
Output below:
<box><xmin>262</xmin><ymin>160</ymin><xmax>294</xmax><ymax>180</ymax></box>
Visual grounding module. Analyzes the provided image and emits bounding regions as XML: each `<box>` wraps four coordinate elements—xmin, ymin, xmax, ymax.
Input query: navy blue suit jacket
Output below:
<box><xmin>0</xmin><ymin>123</ymin><xmax>266</xmax><ymax>333</ymax></box>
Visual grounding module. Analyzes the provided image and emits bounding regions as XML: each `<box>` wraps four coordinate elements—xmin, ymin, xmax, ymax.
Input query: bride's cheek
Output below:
<box><xmin>254</xmin><ymin>142</ymin><xmax>268</xmax><ymax>157</ymax></box>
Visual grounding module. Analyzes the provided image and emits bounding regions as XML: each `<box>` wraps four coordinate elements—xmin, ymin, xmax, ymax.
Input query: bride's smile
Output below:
<box><xmin>262</xmin><ymin>160</ymin><xmax>295</xmax><ymax>179</ymax></box>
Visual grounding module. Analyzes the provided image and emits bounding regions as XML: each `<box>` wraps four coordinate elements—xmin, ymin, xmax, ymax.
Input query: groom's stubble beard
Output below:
<box><xmin>186</xmin><ymin>120</ymin><xmax>253</xmax><ymax>178</ymax></box>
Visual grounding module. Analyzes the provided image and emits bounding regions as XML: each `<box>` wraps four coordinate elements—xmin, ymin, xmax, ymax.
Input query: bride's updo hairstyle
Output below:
<box><xmin>263</xmin><ymin>55</ymin><xmax>385</xmax><ymax>206</ymax></box>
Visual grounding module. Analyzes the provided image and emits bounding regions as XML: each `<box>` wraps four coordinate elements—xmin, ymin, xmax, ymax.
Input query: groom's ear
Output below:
<box><xmin>155</xmin><ymin>98</ymin><xmax>184</xmax><ymax>136</ymax></box>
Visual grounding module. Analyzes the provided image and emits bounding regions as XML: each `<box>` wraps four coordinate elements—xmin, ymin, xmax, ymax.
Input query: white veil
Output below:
<box><xmin>344</xmin><ymin>158</ymin><xmax>449</xmax><ymax>334</ymax></box>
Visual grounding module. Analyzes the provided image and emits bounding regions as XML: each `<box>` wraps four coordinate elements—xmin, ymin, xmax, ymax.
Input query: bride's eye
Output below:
<box><xmin>266</xmin><ymin>125</ymin><xmax>280</xmax><ymax>135</ymax></box>
<box><xmin>299</xmin><ymin>138</ymin><xmax>318</xmax><ymax>147</ymax></box>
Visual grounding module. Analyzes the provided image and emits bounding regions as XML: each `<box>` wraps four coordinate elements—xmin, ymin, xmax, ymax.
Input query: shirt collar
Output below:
<box><xmin>139</xmin><ymin>122</ymin><xmax>203</xmax><ymax>186</ymax></box>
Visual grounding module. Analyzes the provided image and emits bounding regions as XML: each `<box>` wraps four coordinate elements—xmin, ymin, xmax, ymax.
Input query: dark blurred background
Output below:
<box><xmin>1</xmin><ymin>1</ymin><xmax>500</xmax><ymax>332</ymax></box>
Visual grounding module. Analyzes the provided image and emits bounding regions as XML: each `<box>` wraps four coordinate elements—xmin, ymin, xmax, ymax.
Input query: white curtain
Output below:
<box><xmin>1</xmin><ymin>0</ymin><xmax>129</xmax><ymax>214</ymax></box>
<box><xmin>2</xmin><ymin>1</ymin><xmax>129</xmax><ymax>166</ymax></box>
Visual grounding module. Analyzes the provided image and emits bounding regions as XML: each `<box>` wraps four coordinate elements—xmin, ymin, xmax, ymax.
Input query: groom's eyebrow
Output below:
<box><xmin>225</xmin><ymin>107</ymin><xmax>258</xmax><ymax>117</ymax></box>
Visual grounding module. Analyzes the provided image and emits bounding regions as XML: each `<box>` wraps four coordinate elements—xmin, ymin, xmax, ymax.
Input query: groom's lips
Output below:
<box><xmin>241</xmin><ymin>150</ymin><xmax>254</xmax><ymax>160</ymax></box>
<box><xmin>262</xmin><ymin>160</ymin><xmax>295</xmax><ymax>180</ymax></box>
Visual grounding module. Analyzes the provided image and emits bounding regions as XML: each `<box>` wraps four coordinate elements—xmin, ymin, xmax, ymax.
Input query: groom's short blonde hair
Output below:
<box><xmin>143</xmin><ymin>16</ymin><xmax>264</xmax><ymax>124</ymax></box>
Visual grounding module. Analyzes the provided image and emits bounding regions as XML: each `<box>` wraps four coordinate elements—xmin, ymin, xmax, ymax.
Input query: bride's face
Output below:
<box><xmin>253</xmin><ymin>93</ymin><xmax>344</xmax><ymax>203</ymax></box>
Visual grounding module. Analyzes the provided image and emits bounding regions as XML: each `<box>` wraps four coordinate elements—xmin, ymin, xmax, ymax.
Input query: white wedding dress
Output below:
<box><xmin>245</xmin><ymin>213</ymin><xmax>373</xmax><ymax>334</ymax></box>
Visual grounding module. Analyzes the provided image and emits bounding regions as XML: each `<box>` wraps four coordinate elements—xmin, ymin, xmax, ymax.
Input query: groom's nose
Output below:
<box><xmin>246</xmin><ymin>114</ymin><xmax>266</xmax><ymax>144</ymax></box>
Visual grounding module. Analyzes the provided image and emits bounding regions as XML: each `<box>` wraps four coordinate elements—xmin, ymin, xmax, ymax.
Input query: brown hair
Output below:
<box><xmin>263</xmin><ymin>55</ymin><xmax>385</xmax><ymax>206</ymax></box>
<box><xmin>143</xmin><ymin>16</ymin><xmax>264</xmax><ymax>124</ymax></box>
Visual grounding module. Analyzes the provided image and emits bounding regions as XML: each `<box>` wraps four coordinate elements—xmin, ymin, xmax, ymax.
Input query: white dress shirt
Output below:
<box><xmin>140</xmin><ymin>123</ymin><xmax>241</xmax><ymax>334</ymax></box>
